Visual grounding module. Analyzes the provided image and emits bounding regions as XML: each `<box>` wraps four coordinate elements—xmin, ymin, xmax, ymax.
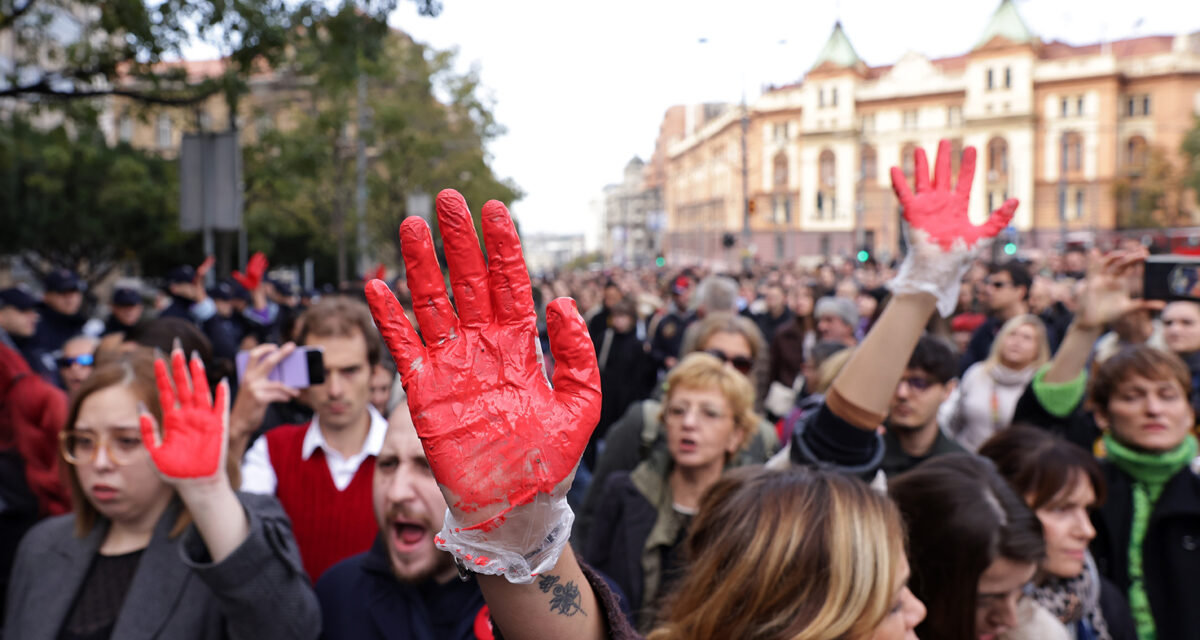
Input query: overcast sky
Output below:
<box><xmin>187</xmin><ymin>1</ymin><xmax>1200</xmax><ymax>236</ymax></box>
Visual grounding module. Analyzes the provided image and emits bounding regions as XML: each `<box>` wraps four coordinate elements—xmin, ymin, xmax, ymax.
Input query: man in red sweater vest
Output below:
<box><xmin>240</xmin><ymin>297</ymin><xmax>388</xmax><ymax>581</ymax></box>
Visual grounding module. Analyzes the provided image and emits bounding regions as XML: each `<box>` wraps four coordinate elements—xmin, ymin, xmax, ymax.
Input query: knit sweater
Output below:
<box><xmin>266</xmin><ymin>425</ymin><xmax>378</xmax><ymax>582</ymax></box>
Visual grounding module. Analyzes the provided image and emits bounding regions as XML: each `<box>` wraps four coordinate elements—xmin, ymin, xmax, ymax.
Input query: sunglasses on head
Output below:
<box><xmin>704</xmin><ymin>349</ymin><xmax>754</xmax><ymax>375</ymax></box>
<box><xmin>56</xmin><ymin>354</ymin><xmax>94</xmax><ymax>369</ymax></box>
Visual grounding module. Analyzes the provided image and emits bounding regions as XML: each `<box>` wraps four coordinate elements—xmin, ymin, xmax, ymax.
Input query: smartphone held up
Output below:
<box><xmin>236</xmin><ymin>346</ymin><xmax>325</xmax><ymax>388</ymax></box>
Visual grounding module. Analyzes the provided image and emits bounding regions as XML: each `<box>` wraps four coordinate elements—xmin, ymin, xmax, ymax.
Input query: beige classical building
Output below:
<box><xmin>660</xmin><ymin>0</ymin><xmax>1200</xmax><ymax>266</ymax></box>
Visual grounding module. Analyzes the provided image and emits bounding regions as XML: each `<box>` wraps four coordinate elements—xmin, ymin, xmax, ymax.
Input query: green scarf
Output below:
<box><xmin>1102</xmin><ymin>434</ymin><xmax>1198</xmax><ymax>640</ymax></box>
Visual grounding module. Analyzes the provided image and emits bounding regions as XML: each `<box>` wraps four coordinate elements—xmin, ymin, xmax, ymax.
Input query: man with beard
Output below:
<box><xmin>880</xmin><ymin>336</ymin><xmax>965</xmax><ymax>477</ymax></box>
<box><xmin>315</xmin><ymin>403</ymin><xmax>491</xmax><ymax>640</ymax></box>
<box><xmin>240</xmin><ymin>296</ymin><xmax>387</xmax><ymax>582</ymax></box>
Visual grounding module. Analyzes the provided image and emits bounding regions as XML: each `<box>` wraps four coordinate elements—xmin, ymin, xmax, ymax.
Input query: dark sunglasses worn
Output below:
<box><xmin>704</xmin><ymin>349</ymin><xmax>754</xmax><ymax>375</ymax></box>
<box><xmin>56</xmin><ymin>353</ymin><xmax>95</xmax><ymax>369</ymax></box>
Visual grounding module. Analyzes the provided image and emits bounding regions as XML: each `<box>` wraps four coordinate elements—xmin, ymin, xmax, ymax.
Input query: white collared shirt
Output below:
<box><xmin>240</xmin><ymin>405</ymin><xmax>388</xmax><ymax>495</ymax></box>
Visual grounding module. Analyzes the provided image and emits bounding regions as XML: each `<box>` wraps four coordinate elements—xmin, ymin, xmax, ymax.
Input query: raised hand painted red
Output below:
<box><xmin>140</xmin><ymin>350</ymin><xmax>228</xmax><ymax>479</ymax></box>
<box><xmin>890</xmin><ymin>140</ymin><xmax>1018</xmax><ymax>250</ymax></box>
<box><xmin>232</xmin><ymin>252</ymin><xmax>269</xmax><ymax>292</ymax></box>
<box><xmin>365</xmin><ymin>189</ymin><xmax>601</xmax><ymax>532</ymax></box>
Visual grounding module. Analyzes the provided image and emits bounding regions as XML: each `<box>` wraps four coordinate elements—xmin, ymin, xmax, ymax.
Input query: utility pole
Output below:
<box><xmin>740</xmin><ymin>100</ymin><xmax>752</xmax><ymax>273</ymax></box>
<box><xmin>355</xmin><ymin>72</ymin><xmax>369</xmax><ymax>280</ymax></box>
<box><xmin>1058</xmin><ymin>131</ymin><xmax>1068</xmax><ymax>250</ymax></box>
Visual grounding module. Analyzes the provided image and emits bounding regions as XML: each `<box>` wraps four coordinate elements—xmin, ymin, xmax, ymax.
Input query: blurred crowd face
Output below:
<box><xmin>0</xmin><ymin>305</ymin><xmax>38</xmax><ymax>338</ymax></box>
<box><xmin>792</xmin><ymin>286</ymin><xmax>814</xmax><ymax>318</ymax></box>
<box><xmin>58</xmin><ymin>336</ymin><xmax>98</xmax><ymax>396</ymax></box>
<box><xmin>112</xmin><ymin>303</ymin><xmax>143</xmax><ymax>327</ymax></box>
<box><xmin>700</xmin><ymin>331</ymin><xmax>754</xmax><ymax>378</ymax></box>
<box><xmin>997</xmin><ymin>323</ymin><xmax>1039</xmax><ymax>369</ymax></box>
<box><xmin>45</xmin><ymin>290</ymin><xmax>83</xmax><ymax>316</ymax></box>
<box><xmin>1162</xmin><ymin>301</ymin><xmax>1200</xmax><ymax>354</ymax></box>
<box><xmin>1027</xmin><ymin>278</ymin><xmax>1053</xmax><ymax>315</ymax></box>
<box><xmin>856</xmin><ymin>293</ymin><xmax>878</xmax><ymax>323</ymax></box>
<box><xmin>974</xmin><ymin>556</ymin><xmax>1037</xmax><ymax>640</ymax></box>
<box><xmin>373</xmin><ymin>406</ymin><xmax>455</xmax><ymax>584</ymax></box>
<box><xmin>816</xmin><ymin>313</ymin><xmax>855</xmax><ymax>345</ymax></box>
<box><xmin>1097</xmin><ymin>374</ymin><xmax>1193</xmax><ymax>453</ymax></box>
<box><xmin>1064</xmin><ymin>250</ymin><xmax>1087</xmax><ymax>275</ymax></box>
<box><xmin>663</xmin><ymin>386</ymin><xmax>742</xmax><ymax>473</ymax></box>
<box><xmin>369</xmin><ymin>364</ymin><xmax>393</xmax><ymax>415</ymax></box>
<box><xmin>1033</xmin><ymin>474</ymin><xmax>1097</xmax><ymax>579</ymax></box>
<box><xmin>888</xmin><ymin>368</ymin><xmax>954</xmax><ymax>431</ymax></box>
<box><xmin>835</xmin><ymin>279</ymin><xmax>859</xmax><ymax>301</ymax></box>
<box><xmin>984</xmin><ymin>271</ymin><xmax>1023</xmax><ymax>314</ymax></box>
<box><xmin>764</xmin><ymin>285</ymin><xmax>787</xmax><ymax>316</ymax></box>
<box><xmin>610</xmin><ymin>311</ymin><xmax>635</xmax><ymax>334</ymax></box>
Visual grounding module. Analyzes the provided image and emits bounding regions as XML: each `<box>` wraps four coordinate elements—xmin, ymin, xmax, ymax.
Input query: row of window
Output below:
<box><xmin>985</xmin><ymin>66</ymin><xmax>1014</xmax><ymax>91</ymax></box>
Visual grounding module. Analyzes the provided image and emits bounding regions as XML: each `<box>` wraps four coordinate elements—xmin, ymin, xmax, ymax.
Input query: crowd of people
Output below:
<box><xmin>0</xmin><ymin>141</ymin><xmax>1197</xmax><ymax>640</ymax></box>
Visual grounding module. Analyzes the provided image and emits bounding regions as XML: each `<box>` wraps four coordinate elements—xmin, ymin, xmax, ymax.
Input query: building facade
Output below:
<box><xmin>661</xmin><ymin>0</ymin><xmax>1200</xmax><ymax>266</ymax></box>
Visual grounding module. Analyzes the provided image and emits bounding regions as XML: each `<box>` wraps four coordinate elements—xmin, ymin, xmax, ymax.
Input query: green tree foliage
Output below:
<box><xmin>0</xmin><ymin>114</ymin><xmax>197</xmax><ymax>282</ymax></box>
<box><xmin>242</xmin><ymin>6</ymin><xmax>520</xmax><ymax>284</ymax></box>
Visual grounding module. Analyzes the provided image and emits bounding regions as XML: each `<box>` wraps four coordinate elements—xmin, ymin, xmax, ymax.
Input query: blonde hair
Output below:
<box><xmin>647</xmin><ymin>467</ymin><xmax>906</xmax><ymax>640</ymax></box>
<box><xmin>984</xmin><ymin>314</ymin><xmax>1049</xmax><ymax>372</ymax></box>
<box><xmin>812</xmin><ymin>347</ymin><xmax>854</xmax><ymax>395</ymax></box>
<box><xmin>662</xmin><ymin>352</ymin><xmax>758</xmax><ymax>448</ymax></box>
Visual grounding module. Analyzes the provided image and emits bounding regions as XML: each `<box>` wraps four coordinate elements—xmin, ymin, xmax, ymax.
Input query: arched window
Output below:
<box><xmin>1126</xmin><ymin>136</ymin><xmax>1148</xmax><ymax>171</ymax></box>
<box><xmin>987</xmin><ymin>137</ymin><xmax>1008</xmax><ymax>181</ymax></box>
<box><xmin>773</xmin><ymin>152</ymin><xmax>789</xmax><ymax>189</ymax></box>
<box><xmin>860</xmin><ymin>145</ymin><xmax>877</xmax><ymax>181</ymax></box>
<box><xmin>819</xmin><ymin>149</ymin><xmax>836</xmax><ymax>188</ymax></box>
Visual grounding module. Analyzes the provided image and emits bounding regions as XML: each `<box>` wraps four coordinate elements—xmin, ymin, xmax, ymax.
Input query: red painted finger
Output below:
<box><xmin>365</xmin><ymin>279</ymin><xmax>427</xmax><ymax>377</ymax></box>
<box><xmin>933</xmin><ymin>139</ymin><xmax>953</xmax><ymax>191</ymax></box>
<box><xmin>955</xmin><ymin>146</ymin><xmax>977</xmax><ymax>198</ymax></box>
<box><xmin>914</xmin><ymin>146</ymin><xmax>931</xmax><ymax>193</ymax></box>
<box><xmin>481</xmin><ymin>200</ymin><xmax>535</xmax><ymax>326</ymax></box>
<box><xmin>213</xmin><ymin>379</ymin><xmax>229</xmax><ymax>428</ymax></box>
<box><xmin>139</xmin><ymin>413</ymin><xmax>161</xmax><ymax>450</ymax></box>
<box><xmin>890</xmin><ymin>166</ymin><xmax>914</xmax><ymax>209</ymax></box>
<box><xmin>171</xmin><ymin>350</ymin><xmax>192</xmax><ymax>411</ymax></box>
<box><xmin>400</xmin><ymin>216</ymin><xmax>460</xmax><ymax>346</ymax></box>
<box><xmin>978</xmin><ymin>198</ymin><xmax>1019</xmax><ymax>239</ymax></box>
<box><xmin>190</xmin><ymin>356</ymin><xmax>211</xmax><ymax>410</ymax></box>
<box><xmin>437</xmin><ymin>190</ymin><xmax>493</xmax><ymax>328</ymax></box>
<box><xmin>154</xmin><ymin>357</ymin><xmax>176</xmax><ymax>414</ymax></box>
<box><xmin>546</xmin><ymin>298</ymin><xmax>602</xmax><ymax>430</ymax></box>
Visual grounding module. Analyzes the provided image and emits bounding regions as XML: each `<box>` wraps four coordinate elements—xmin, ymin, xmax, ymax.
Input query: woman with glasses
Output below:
<box><xmin>576</xmin><ymin>311</ymin><xmax>776</xmax><ymax>543</ymax></box>
<box><xmin>3</xmin><ymin>349</ymin><xmax>319</xmax><ymax>640</ymax></box>
<box><xmin>583</xmin><ymin>351</ymin><xmax>760</xmax><ymax>629</ymax></box>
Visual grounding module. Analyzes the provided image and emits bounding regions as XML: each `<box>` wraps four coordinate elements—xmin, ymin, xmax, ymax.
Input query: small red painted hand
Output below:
<box><xmin>370</xmin><ymin>263</ymin><xmax>386</xmax><ymax>283</ymax></box>
<box><xmin>887</xmin><ymin>140</ymin><xmax>1021</xmax><ymax>316</ymax></box>
<box><xmin>890</xmin><ymin>139</ymin><xmax>1017</xmax><ymax>250</ymax></box>
<box><xmin>140</xmin><ymin>349</ymin><xmax>229</xmax><ymax>481</ymax></box>
<box><xmin>365</xmin><ymin>190</ymin><xmax>601</xmax><ymax>533</ymax></box>
<box><xmin>232</xmin><ymin>252</ymin><xmax>269</xmax><ymax>292</ymax></box>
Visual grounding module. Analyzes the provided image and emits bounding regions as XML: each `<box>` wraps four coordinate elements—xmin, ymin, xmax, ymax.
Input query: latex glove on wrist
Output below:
<box><xmin>888</xmin><ymin>139</ymin><xmax>1018</xmax><ymax>317</ymax></box>
<box><xmin>140</xmin><ymin>348</ymin><xmax>230</xmax><ymax>486</ymax></box>
<box><xmin>365</xmin><ymin>189</ymin><xmax>601</xmax><ymax>583</ymax></box>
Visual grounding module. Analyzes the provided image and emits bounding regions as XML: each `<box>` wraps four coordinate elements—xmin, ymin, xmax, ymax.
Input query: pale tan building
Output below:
<box><xmin>660</xmin><ymin>0</ymin><xmax>1200</xmax><ymax>265</ymax></box>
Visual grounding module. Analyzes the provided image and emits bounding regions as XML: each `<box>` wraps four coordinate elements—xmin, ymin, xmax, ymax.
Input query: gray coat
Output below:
<box><xmin>3</xmin><ymin>492</ymin><xmax>320</xmax><ymax>640</ymax></box>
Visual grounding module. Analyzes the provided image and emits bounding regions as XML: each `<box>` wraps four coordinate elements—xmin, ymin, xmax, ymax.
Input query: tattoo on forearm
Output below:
<box><xmin>537</xmin><ymin>574</ymin><xmax>587</xmax><ymax>617</ymax></box>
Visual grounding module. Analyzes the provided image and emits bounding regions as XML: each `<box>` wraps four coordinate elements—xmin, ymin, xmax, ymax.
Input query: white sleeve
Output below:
<box><xmin>239</xmin><ymin>436</ymin><xmax>277</xmax><ymax>495</ymax></box>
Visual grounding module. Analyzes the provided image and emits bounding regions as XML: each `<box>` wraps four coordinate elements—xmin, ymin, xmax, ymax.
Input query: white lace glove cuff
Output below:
<box><xmin>435</xmin><ymin>492</ymin><xmax>574</xmax><ymax>584</ymax></box>
<box><xmin>888</xmin><ymin>227</ymin><xmax>988</xmax><ymax>318</ymax></box>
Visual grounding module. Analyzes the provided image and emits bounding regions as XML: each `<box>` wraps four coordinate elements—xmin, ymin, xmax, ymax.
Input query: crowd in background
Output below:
<box><xmin>1</xmin><ymin>224</ymin><xmax>1200</xmax><ymax>639</ymax></box>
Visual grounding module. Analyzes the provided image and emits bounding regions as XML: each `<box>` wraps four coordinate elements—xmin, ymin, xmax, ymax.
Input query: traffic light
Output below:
<box><xmin>856</xmin><ymin>245</ymin><xmax>871</xmax><ymax>263</ymax></box>
<box><xmin>722</xmin><ymin>233</ymin><xmax>736</xmax><ymax>249</ymax></box>
<box><xmin>655</xmin><ymin>255</ymin><xmax>665</xmax><ymax>267</ymax></box>
<box><xmin>1003</xmin><ymin>242</ymin><xmax>1017</xmax><ymax>256</ymax></box>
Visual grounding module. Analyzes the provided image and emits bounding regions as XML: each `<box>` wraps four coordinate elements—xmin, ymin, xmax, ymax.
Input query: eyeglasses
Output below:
<box><xmin>58</xmin><ymin>428</ymin><xmax>145</xmax><ymax>466</ymax></box>
<box><xmin>704</xmin><ymin>349</ymin><xmax>754</xmax><ymax>375</ymax></box>
<box><xmin>56</xmin><ymin>353</ymin><xmax>94</xmax><ymax>369</ymax></box>
<box><xmin>897</xmin><ymin>376</ymin><xmax>935</xmax><ymax>392</ymax></box>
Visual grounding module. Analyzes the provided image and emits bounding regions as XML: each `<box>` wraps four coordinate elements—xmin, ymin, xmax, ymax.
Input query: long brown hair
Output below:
<box><xmin>648</xmin><ymin>467</ymin><xmax>905</xmax><ymax>640</ymax></box>
<box><xmin>63</xmin><ymin>351</ymin><xmax>190</xmax><ymax>538</ymax></box>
